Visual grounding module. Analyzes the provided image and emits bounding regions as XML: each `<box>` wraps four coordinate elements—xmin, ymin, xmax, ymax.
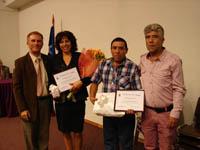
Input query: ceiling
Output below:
<box><xmin>0</xmin><ymin>0</ymin><xmax>44</xmax><ymax>11</ymax></box>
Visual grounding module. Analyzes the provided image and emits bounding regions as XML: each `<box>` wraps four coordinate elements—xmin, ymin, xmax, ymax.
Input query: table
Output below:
<box><xmin>0</xmin><ymin>79</ymin><xmax>18</xmax><ymax>117</ymax></box>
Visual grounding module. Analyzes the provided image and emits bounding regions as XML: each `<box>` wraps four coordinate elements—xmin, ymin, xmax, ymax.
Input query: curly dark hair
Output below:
<box><xmin>55</xmin><ymin>31</ymin><xmax>78</xmax><ymax>54</ymax></box>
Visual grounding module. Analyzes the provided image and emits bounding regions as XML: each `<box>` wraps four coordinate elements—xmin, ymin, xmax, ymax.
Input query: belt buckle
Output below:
<box><xmin>156</xmin><ymin>108</ymin><xmax>163</xmax><ymax>113</ymax></box>
<box><xmin>164</xmin><ymin>107</ymin><xmax>168</xmax><ymax>112</ymax></box>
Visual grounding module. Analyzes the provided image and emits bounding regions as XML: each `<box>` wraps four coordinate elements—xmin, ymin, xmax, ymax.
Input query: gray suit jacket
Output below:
<box><xmin>13</xmin><ymin>53</ymin><xmax>53</xmax><ymax>121</ymax></box>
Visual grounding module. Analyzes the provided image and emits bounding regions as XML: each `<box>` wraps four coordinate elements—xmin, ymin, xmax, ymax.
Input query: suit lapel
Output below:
<box><xmin>25</xmin><ymin>53</ymin><xmax>37</xmax><ymax>76</ymax></box>
<box><xmin>41</xmin><ymin>54</ymin><xmax>47</xmax><ymax>69</ymax></box>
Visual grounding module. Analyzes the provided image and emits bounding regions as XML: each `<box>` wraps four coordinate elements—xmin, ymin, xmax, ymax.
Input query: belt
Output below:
<box><xmin>145</xmin><ymin>104</ymin><xmax>173</xmax><ymax>113</ymax></box>
<box><xmin>37</xmin><ymin>95</ymin><xmax>50</xmax><ymax>100</ymax></box>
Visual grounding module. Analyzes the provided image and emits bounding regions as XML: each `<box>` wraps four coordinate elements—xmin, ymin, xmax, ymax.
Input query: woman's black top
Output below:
<box><xmin>51</xmin><ymin>52</ymin><xmax>91</xmax><ymax>103</ymax></box>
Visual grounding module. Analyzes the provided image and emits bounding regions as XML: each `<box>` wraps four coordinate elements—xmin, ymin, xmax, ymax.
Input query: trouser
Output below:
<box><xmin>141</xmin><ymin>108</ymin><xmax>177</xmax><ymax>150</ymax></box>
<box><xmin>103</xmin><ymin>115</ymin><xmax>135</xmax><ymax>150</ymax></box>
<box><xmin>22</xmin><ymin>98</ymin><xmax>51</xmax><ymax>150</ymax></box>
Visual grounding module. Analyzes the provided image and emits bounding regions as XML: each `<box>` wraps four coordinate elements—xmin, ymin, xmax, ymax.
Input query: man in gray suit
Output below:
<box><xmin>13</xmin><ymin>31</ymin><xmax>53</xmax><ymax>150</ymax></box>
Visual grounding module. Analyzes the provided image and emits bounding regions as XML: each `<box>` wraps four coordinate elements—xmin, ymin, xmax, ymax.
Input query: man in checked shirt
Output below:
<box><xmin>89</xmin><ymin>37</ymin><xmax>141</xmax><ymax>150</ymax></box>
<box><xmin>140</xmin><ymin>23</ymin><xmax>186</xmax><ymax>150</ymax></box>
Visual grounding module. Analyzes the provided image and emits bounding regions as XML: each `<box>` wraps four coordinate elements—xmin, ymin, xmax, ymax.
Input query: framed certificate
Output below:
<box><xmin>114</xmin><ymin>90</ymin><xmax>144</xmax><ymax>112</ymax></box>
<box><xmin>53</xmin><ymin>67</ymin><xmax>80</xmax><ymax>92</ymax></box>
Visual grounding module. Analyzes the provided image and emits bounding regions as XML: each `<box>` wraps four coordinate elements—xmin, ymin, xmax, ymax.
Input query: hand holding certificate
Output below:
<box><xmin>53</xmin><ymin>67</ymin><xmax>80</xmax><ymax>92</ymax></box>
<box><xmin>114</xmin><ymin>90</ymin><xmax>144</xmax><ymax>112</ymax></box>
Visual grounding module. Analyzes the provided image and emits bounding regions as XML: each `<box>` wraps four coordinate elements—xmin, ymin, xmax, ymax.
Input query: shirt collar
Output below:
<box><xmin>146</xmin><ymin>47</ymin><xmax>166</xmax><ymax>61</ymax></box>
<box><xmin>108</xmin><ymin>57</ymin><xmax>127</xmax><ymax>68</ymax></box>
<box><xmin>29</xmin><ymin>52</ymin><xmax>41</xmax><ymax>63</ymax></box>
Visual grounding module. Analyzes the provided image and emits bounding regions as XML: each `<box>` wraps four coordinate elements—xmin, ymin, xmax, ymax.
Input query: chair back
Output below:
<box><xmin>194</xmin><ymin>97</ymin><xmax>200</xmax><ymax>129</ymax></box>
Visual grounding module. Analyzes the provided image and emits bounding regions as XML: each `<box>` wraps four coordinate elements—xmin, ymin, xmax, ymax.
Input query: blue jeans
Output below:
<box><xmin>103</xmin><ymin>115</ymin><xmax>135</xmax><ymax>150</ymax></box>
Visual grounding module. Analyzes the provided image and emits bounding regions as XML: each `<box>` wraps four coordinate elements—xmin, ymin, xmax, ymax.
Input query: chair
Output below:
<box><xmin>177</xmin><ymin>97</ymin><xmax>200</xmax><ymax>150</ymax></box>
<box><xmin>194</xmin><ymin>97</ymin><xmax>200</xmax><ymax>129</ymax></box>
<box><xmin>133</xmin><ymin>113</ymin><xmax>144</xmax><ymax>149</ymax></box>
<box><xmin>133</xmin><ymin>114</ymin><xmax>139</xmax><ymax>145</ymax></box>
<box><xmin>9</xmin><ymin>73</ymin><xmax>12</xmax><ymax>79</ymax></box>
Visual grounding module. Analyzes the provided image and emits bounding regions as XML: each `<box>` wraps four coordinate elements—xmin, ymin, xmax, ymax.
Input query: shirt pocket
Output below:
<box><xmin>118</xmin><ymin>76</ymin><xmax>131</xmax><ymax>89</ymax></box>
<box><xmin>155</xmin><ymin>69</ymin><xmax>171</xmax><ymax>78</ymax></box>
<box><xmin>154</xmin><ymin>69</ymin><xmax>171</xmax><ymax>86</ymax></box>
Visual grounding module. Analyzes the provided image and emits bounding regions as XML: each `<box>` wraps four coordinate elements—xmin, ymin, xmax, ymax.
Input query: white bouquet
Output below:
<box><xmin>93</xmin><ymin>93</ymin><xmax>125</xmax><ymax>117</ymax></box>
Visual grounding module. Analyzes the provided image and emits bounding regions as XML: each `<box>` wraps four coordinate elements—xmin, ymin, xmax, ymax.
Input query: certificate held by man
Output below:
<box><xmin>114</xmin><ymin>90</ymin><xmax>144</xmax><ymax>112</ymax></box>
<box><xmin>53</xmin><ymin>67</ymin><xmax>80</xmax><ymax>92</ymax></box>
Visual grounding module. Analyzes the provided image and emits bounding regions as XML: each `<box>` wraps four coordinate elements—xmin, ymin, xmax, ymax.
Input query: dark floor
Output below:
<box><xmin>0</xmin><ymin>116</ymin><xmax>144</xmax><ymax>150</ymax></box>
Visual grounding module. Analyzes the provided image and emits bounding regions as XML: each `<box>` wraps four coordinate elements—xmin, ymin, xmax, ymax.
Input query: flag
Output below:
<box><xmin>48</xmin><ymin>15</ymin><xmax>55</xmax><ymax>56</ymax></box>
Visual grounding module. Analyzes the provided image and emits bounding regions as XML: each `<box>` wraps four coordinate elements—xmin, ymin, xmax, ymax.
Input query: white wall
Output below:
<box><xmin>18</xmin><ymin>0</ymin><xmax>200</xmax><ymax>125</ymax></box>
<box><xmin>0</xmin><ymin>4</ymin><xmax>19</xmax><ymax>72</ymax></box>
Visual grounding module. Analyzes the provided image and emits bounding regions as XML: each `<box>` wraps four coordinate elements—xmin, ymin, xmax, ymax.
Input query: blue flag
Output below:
<box><xmin>48</xmin><ymin>16</ymin><xmax>55</xmax><ymax>56</ymax></box>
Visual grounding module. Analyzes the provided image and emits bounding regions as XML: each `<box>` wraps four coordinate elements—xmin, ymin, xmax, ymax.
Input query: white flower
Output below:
<box><xmin>49</xmin><ymin>84</ymin><xmax>60</xmax><ymax>98</ymax></box>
